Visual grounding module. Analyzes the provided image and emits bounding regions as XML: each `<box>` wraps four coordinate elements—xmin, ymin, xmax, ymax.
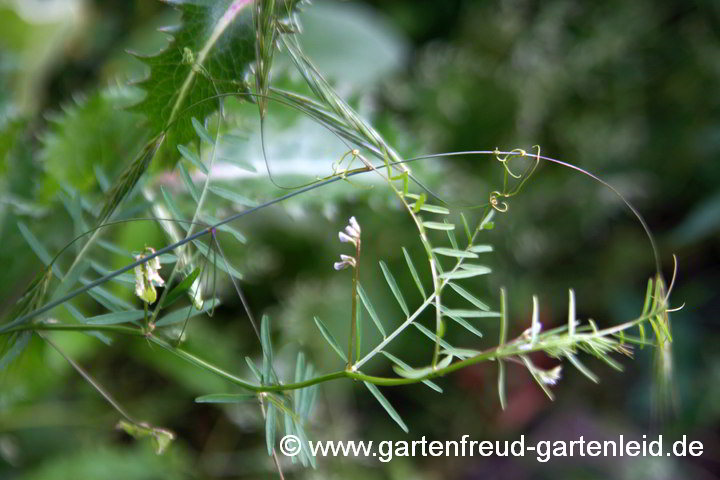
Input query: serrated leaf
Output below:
<box><xmin>401</xmin><ymin>247</ymin><xmax>426</xmax><ymax>299</ymax></box>
<box><xmin>313</xmin><ymin>316</ymin><xmax>346</xmax><ymax>362</ymax></box>
<box><xmin>208</xmin><ymin>186</ymin><xmax>257</xmax><ymax>207</ymax></box>
<box><xmin>195</xmin><ymin>393</ymin><xmax>256</xmax><ymax>403</ymax></box>
<box><xmin>265</xmin><ymin>401</ymin><xmax>277</xmax><ymax>456</ymax></box>
<box><xmin>261</xmin><ymin>314</ymin><xmax>273</xmax><ymax>384</ymax></box>
<box><xmin>154</xmin><ymin>299</ymin><xmax>221</xmax><ymax>326</ymax></box>
<box><xmin>128</xmin><ymin>0</ymin><xmax>288</xmax><ymax>166</ymax></box>
<box><xmin>422</xmin><ymin>221</ymin><xmax>455</xmax><ymax>231</ymax></box>
<box><xmin>39</xmin><ymin>87</ymin><xmax>145</xmax><ymax>200</ymax></box>
<box><xmin>86</xmin><ymin>310</ymin><xmax>146</xmax><ymax>325</ymax></box>
<box><xmin>379</xmin><ymin>261</ymin><xmax>408</xmax><ymax>316</ymax></box>
<box><xmin>161</xmin><ymin>267</ymin><xmax>201</xmax><ymax>308</ymax></box>
<box><xmin>177</xmin><ymin>144</ymin><xmax>208</xmax><ymax>174</ymax></box>
<box><xmin>363</xmin><ymin>382</ymin><xmax>409</xmax><ymax>433</ymax></box>
<box><xmin>357</xmin><ymin>283</ymin><xmax>386</xmax><ymax>338</ymax></box>
<box><xmin>432</xmin><ymin>247</ymin><xmax>478</xmax><ymax>259</ymax></box>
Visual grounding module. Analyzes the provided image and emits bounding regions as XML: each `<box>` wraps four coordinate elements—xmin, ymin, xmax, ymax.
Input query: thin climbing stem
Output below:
<box><xmin>348</xmin><ymin>239</ymin><xmax>360</xmax><ymax>369</ymax></box>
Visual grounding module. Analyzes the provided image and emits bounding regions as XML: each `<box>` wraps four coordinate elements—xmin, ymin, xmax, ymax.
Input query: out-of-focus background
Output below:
<box><xmin>1</xmin><ymin>0</ymin><xmax>719</xmax><ymax>478</ymax></box>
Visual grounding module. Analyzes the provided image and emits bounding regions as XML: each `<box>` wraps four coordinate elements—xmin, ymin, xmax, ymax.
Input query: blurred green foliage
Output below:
<box><xmin>1</xmin><ymin>0</ymin><xmax>719</xmax><ymax>479</ymax></box>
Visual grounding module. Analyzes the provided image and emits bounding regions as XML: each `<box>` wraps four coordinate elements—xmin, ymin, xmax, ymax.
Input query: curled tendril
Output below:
<box><xmin>493</xmin><ymin>147</ymin><xmax>527</xmax><ymax>179</ymax></box>
<box><xmin>506</xmin><ymin>145</ymin><xmax>541</xmax><ymax>197</ymax></box>
<box><xmin>331</xmin><ymin>148</ymin><xmax>361</xmax><ymax>179</ymax></box>
<box><xmin>488</xmin><ymin>145</ymin><xmax>542</xmax><ymax>213</ymax></box>
<box><xmin>489</xmin><ymin>191</ymin><xmax>509</xmax><ymax>212</ymax></box>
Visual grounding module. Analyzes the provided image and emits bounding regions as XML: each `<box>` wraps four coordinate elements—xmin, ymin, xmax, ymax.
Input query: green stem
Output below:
<box><xmin>3</xmin><ymin>323</ymin><xmax>145</xmax><ymax>336</ymax></box>
<box><xmin>348</xmin><ymin>240</ymin><xmax>360</xmax><ymax>368</ymax></box>
<box><xmin>2</xmin><ymin>306</ymin><xmax>662</xmax><ymax>394</ymax></box>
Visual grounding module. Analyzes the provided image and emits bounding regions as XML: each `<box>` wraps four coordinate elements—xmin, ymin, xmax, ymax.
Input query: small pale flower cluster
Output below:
<box><xmin>519</xmin><ymin>321</ymin><xmax>542</xmax><ymax>350</ymax></box>
<box><xmin>334</xmin><ymin>216</ymin><xmax>361</xmax><ymax>270</ymax></box>
<box><xmin>134</xmin><ymin>247</ymin><xmax>165</xmax><ymax>304</ymax></box>
<box><xmin>522</xmin><ymin>321</ymin><xmax>542</xmax><ymax>340</ymax></box>
<box><xmin>537</xmin><ymin>365</ymin><xmax>563</xmax><ymax>386</ymax></box>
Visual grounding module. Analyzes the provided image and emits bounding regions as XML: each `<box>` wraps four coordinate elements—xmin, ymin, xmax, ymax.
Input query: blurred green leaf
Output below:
<box><xmin>313</xmin><ymin>315</ymin><xmax>346</xmax><ymax>362</ymax></box>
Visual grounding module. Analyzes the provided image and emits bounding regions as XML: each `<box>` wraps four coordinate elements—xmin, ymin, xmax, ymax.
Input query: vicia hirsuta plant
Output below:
<box><xmin>0</xmin><ymin>0</ymin><xmax>679</xmax><ymax>475</ymax></box>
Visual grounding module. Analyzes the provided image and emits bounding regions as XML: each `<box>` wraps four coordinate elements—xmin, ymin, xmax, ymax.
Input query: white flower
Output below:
<box><xmin>339</xmin><ymin>216</ymin><xmax>361</xmax><ymax>243</ymax></box>
<box><xmin>334</xmin><ymin>254</ymin><xmax>357</xmax><ymax>270</ymax></box>
<box><xmin>522</xmin><ymin>321</ymin><xmax>542</xmax><ymax>340</ymax></box>
<box><xmin>338</xmin><ymin>231</ymin><xmax>355</xmax><ymax>244</ymax></box>
<box><xmin>538</xmin><ymin>365</ymin><xmax>563</xmax><ymax>386</ymax></box>
<box><xmin>134</xmin><ymin>247</ymin><xmax>165</xmax><ymax>304</ymax></box>
<box><xmin>334</xmin><ymin>217</ymin><xmax>361</xmax><ymax>270</ymax></box>
<box><xmin>349</xmin><ymin>216</ymin><xmax>361</xmax><ymax>235</ymax></box>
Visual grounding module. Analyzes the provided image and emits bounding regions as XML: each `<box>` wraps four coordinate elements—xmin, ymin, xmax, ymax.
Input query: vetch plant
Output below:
<box><xmin>0</xmin><ymin>0</ymin><xmax>680</xmax><ymax>476</ymax></box>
